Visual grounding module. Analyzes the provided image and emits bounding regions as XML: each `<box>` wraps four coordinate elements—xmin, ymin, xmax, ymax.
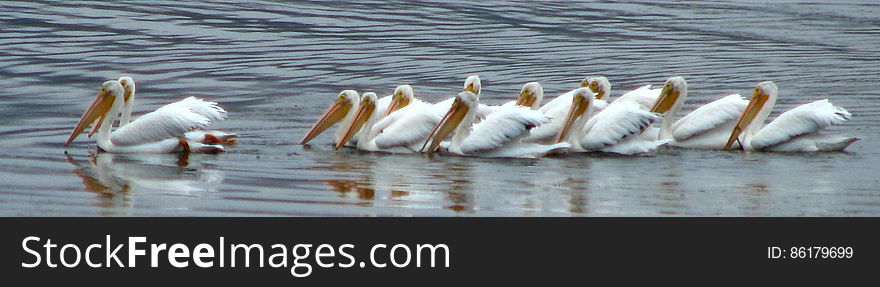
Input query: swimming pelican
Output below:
<box><xmin>724</xmin><ymin>81</ymin><xmax>858</xmax><ymax>152</ymax></box>
<box><xmin>647</xmin><ymin>77</ymin><xmax>749</xmax><ymax>149</ymax></box>
<box><xmin>343</xmin><ymin>77</ymin><xmax>494</xmax><ymax>153</ymax></box>
<box><xmin>525</xmin><ymin>76</ymin><xmax>656</xmax><ymax>143</ymax></box>
<box><xmin>373</xmin><ymin>76</ymin><xmax>493</xmax><ymax>146</ymax></box>
<box><xmin>523</xmin><ymin>78</ymin><xmax>613</xmax><ymax>144</ymax></box>
<box><xmin>584</xmin><ymin>76</ymin><xmax>661</xmax><ymax>110</ymax></box>
<box><xmin>433</xmin><ymin>75</ymin><xmax>495</xmax><ymax>120</ymax></box>
<box><xmin>556</xmin><ymin>88</ymin><xmax>665</xmax><ymax>155</ymax></box>
<box><xmin>499</xmin><ymin>82</ymin><xmax>544</xmax><ymax>110</ymax></box>
<box><xmin>336</xmin><ymin>92</ymin><xmax>439</xmax><ymax>152</ymax></box>
<box><xmin>520</xmin><ymin>82</ymin><xmax>585</xmax><ymax>144</ymax></box>
<box><xmin>421</xmin><ymin>91</ymin><xmax>569</xmax><ymax>158</ymax></box>
<box><xmin>65</xmin><ymin>80</ymin><xmax>227</xmax><ymax>153</ymax></box>
<box><xmin>115</xmin><ymin>77</ymin><xmax>236</xmax><ymax>145</ymax></box>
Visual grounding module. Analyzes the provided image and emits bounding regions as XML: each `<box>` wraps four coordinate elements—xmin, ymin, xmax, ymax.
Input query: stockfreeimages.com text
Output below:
<box><xmin>21</xmin><ymin>236</ymin><xmax>450</xmax><ymax>277</ymax></box>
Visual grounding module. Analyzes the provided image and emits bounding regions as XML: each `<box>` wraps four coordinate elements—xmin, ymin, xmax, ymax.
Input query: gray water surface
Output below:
<box><xmin>1</xmin><ymin>1</ymin><xmax>879</xmax><ymax>216</ymax></box>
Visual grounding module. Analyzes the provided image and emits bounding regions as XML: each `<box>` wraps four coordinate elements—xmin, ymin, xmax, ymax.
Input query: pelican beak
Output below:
<box><xmin>465</xmin><ymin>83</ymin><xmax>476</xmax><ymax>94</ymax></box>
<box><xmin>555</xmin><ymin>94</ymin><xmax>590</xmax><ymax>143</ymax></box>
<box><xmin>87</xmin><ymin>113</ymin><xmax>106</xmax><ymax>138</ymax></box>
<box><xmin>384</xmin><ymin>92</ymin><xmax>410</xmax><ymax>117</ymax></box>
<box><xmin>300</xmin><ymin>97</ymin><xmax>352</xmax><ymax>145</ymax></box>
<box><xmin>66</xmin><ymin>89</ymin><xmax>115</xmax><ymax>146</ymax></box>
<box><xmin>724</xmin><ymin>88</ymin><xmax>769</xmax><ymax>150</ymax></box>
<box><xmin>650</xmin><ymin>84</ymin><xmax>679</xmax><ymax>114</ymax></box>
<box><xmin>515</xmin><ymin>90</ymin><xmax>535</xmax><ymax>107</ymax></box>
<box><xmin>584</xmin><ymin>81</ymin><xmax>604</xmax><ymax>99</ymax></box>
<box><xmin>336</xmin><ymin>98</ymin><xmax>375</xmax><ymax>150</ymax></box>
<box><xmin>121</xmin><ymin>82</ymin><xmax>133</xmax><ymax>102</ymax></box>
<box><xmin>422</xmin><ymin>97</ymin><xmax>469</xmax><ymax>155</ymax></box>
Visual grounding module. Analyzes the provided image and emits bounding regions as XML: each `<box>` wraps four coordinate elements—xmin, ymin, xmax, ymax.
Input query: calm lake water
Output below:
<box><xmin>1</xmin><ymin>1</ymin><xmax>878</xmax><ymax>216</ymax></box>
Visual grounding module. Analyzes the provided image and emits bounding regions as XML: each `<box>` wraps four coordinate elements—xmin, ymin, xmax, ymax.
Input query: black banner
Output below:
<box><xmin>1</xmin><ymin>218</ymin><xmax>876</xmax><ymax>285</ymax></box>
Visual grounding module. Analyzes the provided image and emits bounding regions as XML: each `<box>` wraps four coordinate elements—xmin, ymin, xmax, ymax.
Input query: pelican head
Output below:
<box><xmin>464</xmin><ymin>75</ymin><xmax>481</xmax><ymax>96</ymax></box>
<box><xmin>337</xmin><ymin>92</ymin><xmax>379</xmax><ymax>150</ymax></box>
<box><xmin>118</xmin><ymin>76</ymin><xmax>136</xmax><ymax>102</ymax></box>
<box><xmin>650</xmin><ymin>76</ymin><xmax>687</xmax><ymax>114</ymax></box>
<box><xmin>66</xmin><ymin>80</ymin><xmax>125</xmax><ymax>146</ymax></box>
<box><xmin>422</xmin><ymin>91</ymin><xmax>477</xmax><ymax>155</ymax></box>
<box><xmin>516</xmin><ymin>82</ymin><xmax>543</xmax><ymax>110</ymax></box>
<box><xmin>556</xmin><ymin>88</ymin><xmax>594</xmax><ymax>143</ymax></box>
<box><xmin>300</xmin><ymin>90</ymin><xmax>359</xmax><ymax>145</ymax></box>
<box><xmin>384</xmin><ymin>84</ymin><xmax>414</xmax><ymax>117</ymax></box>
<box><xmin>724</xmin><ymin>81</ymin><xmax>778</xmax><ymax>150</ymax></box>
<box><xmin>581</xmin><ymin>76</ymin><xmax>611</xmax><ymax>100</ymax></box>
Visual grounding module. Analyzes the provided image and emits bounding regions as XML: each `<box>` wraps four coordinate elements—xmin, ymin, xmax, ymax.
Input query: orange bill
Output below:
<box><xmin>650</xmin><ymin>84</ymin><xmax>679</xmax><ymax>114</ymax></box>
<box><xmin>300</xmin><ymin>99</ymin><xmax>352</xmax><ymax>145</ymax></box>
<box><xmin>421</xmin><ymin>98</ymin><xmax>469</xmax><ymax>155</ymax></box>
<box><xmin>724</xmin><ymin>89</ymin><xmax>769</xmax><ymax>150</ymax></box>
<box><xmin>65</xmin><ymin>90</ymin><xmax>115</xmax><ymax>146</ymax></box>
<box><xmin>556</xmin><ymin>93</ymin><xmax>590</xmax><ymax>143</ymax></box>
<box><xmin>384</xmin><ymin>94</ymin><xmax>410</xmax><ymax>117</ymax></box>
<box><xmin>515</xmin><ymin>90</ymin><xmax>535</xmax><ymax>107</ymax></box>
<box><xmin>336</xmin><ymin>98</ymin><xmax>375</xmax><ymax>150</ymax></box>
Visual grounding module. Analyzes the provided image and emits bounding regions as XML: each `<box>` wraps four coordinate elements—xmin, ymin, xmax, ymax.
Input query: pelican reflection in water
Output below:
<box><xmin>312</xmin><ymin>152</ymin><xmax>476</xmax><ymax>213</ymax></box>
<box><xmin>66</xmin><ymin>152</ymin><xmax>226</xmax><ymax>209</ymax></box>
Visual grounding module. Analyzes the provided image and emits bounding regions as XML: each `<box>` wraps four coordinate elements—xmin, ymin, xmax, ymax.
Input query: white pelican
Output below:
<box><xmin>336</xmin><ymin>92</ymin><xmax>385</xmax><ymax>151</ymax></box>
<box><xmin>384</xmin><ymin>79</ymin><xmax>477</xmax><ymax>116</ymax></box>
<box><xmin>499</xmin><ymin>82</ymin><xmax>544</xmax><ymax>109</ymax></box>
<box><xmin>353</xmin><ymin>76</ymin><xmax>495</xmax><ymax>152</ymax></box>
<box><xmin>524</xmin><ymin>77</ymin><xmax>632</xmax><ymax>144</ymax></box>
<box><xmin>584</xmin><ymin>76</ymin><xmax>661</xmax><ymax>111</ymax></box>
<box><xmin>431</xmin><ymin>75</ymin><xmax>495</xmax><ymax>120</ymax></box>
<box><xmin>336</xmin><ymin>92</ymin><xmax>440</xmax><ymax>152</ymax></box>
<box><xmin>421</xmin><ymin>91</ymin><xmax>569</xmax><ymax>158</ymax></box>
<box><xmin>556</xmin><ymin>88</ymin><xmax>665</xmax><ymax>155</ymax></box>
<box><xmin>116</xmin><ymin>77</ymin><xmax>237</xmax><ymax>145</ymax></box>
<box><xmin>647</xmin><ymin>77</ymin><xmax>749</xmax><ymax>149</ymax></box>
<box><xmin>301</xmin><ymin>90</ymin><xmax>360</xmax><ymax>146</ymax></box>
<box><xmin>724</xmin><ymin>81</ymin><xmax>858</xmax><ymax>152</ymax></box>
<box><xmin>517</xmin><ymin>81</ymin><xmax>592</xmax><ymax>144</ymax></box>
<box><xmin>65</xmin><ymin>80</ymin><xmax>227</xmax><ymax>153</ymax></box>
<box><xmin>340</xmin><ymin>76</ymin><xmax>495</xmax><ymax>153</ymax></box>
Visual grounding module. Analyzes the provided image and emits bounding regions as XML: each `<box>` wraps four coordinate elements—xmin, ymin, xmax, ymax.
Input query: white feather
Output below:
<box><xmin>111</xmin><ymin>97</ymin><xmax>226</xmax><ymax>146</ymax></box>
<box><xmin>579</xmin><ymin>101</ymin><xmax>662</xmax><ymax>151</ymax></box>
<box><xmin>526</xmin><ymin>90</ymin><xmax>607</xmax><ymax>144</ymax></box>
<box><xmin>372</xmin><ymin>101</ymin><xmax>442</xmax><ymax>151</ymax></box>
<box><xmin>751</xmin><ymin>99</ymin><xmax>851</xmax><ymax>150</ymax></box>
<box><xmin>672</xmin><ymin>94</ymin><xmax>748</xmax><ymax>142</ymax></box>
<box><xmin>615</xmin><ymin>85</ymin><xmax>660</xmax><ymax>110</ymax></box>
<box><xmin>460</xmin><ymin>106</ymin><xmax>550</xmax><ymax>154</ymax></box>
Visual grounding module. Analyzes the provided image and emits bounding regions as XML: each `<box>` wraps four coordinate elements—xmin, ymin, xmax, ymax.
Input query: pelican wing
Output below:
<box><xmin>538</xmin><ymin>89</ymin><xmax>575</xmax><ymax>114</ymax></box>
<box><xmin>615</xmin><ymin>85</ymin><xmax>659</xmax><ymax>110</ymax></box>
<box><xmin>111</xmin><ymin>97</ymin><xmax>227</xmax><ymax>146</ymax></box>
<box><xmin>460</xmin><ymin>106</ymin><xmax>550</xmax><ymax>154</ymax></box>
<box><xmin>372</xmin><ymin>102</ymin><xmax>442</xmax><ymax>149</ymax></box>
<box><xmin>579</xmin><ymin>101</ymin><xmax>661</xmax><ymax>150</ymax></box>
<box><xmin>751</xmin><ymin>99</ymin><xmax>851</xmax><ymax>150</ymax></box>
<box><xmin>672</xmin><ymin>94</ymin><xmax>748</xmax><ymax>141</ymax></box>
<box><xmin>523</xmin><ymin>96</ymin><xmax>574</xmax><ymax>143</ymax></box>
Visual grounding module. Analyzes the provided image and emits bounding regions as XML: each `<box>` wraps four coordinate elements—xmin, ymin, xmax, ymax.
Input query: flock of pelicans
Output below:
<box><xmin>64</xmin><ymin>75</ymin><xmax>859</xmax><ymax>158</ymax></box>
